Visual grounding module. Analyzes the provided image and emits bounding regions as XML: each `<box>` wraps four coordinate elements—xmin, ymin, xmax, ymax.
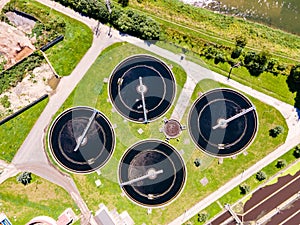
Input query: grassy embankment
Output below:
<box><xmin>0</xmin><ymin>174</ymin><xmax>78</xmax><ymax>224</ymax></box>
<box><xmin>0</xmin><ymin>97</ymin><xmax>48</xmax><ymax>162</ymax></box>
<box><xmin>50</xmin><ymin>43</ymin><xmax>287</xmax><ymax>225</ymax></box>
<box><xmin>127</xmin><ymin>0</ymin><xmax>300</xmax><ymax>105</ymax></box>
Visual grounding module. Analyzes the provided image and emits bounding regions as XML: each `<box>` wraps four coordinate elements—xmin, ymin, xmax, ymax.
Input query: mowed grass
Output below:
<box><xmin>50</xmin><ymin>42</ymin><xmax>288</xmax><ymax>224</ymax></box>
<box><xmin>14</xmin><ymin>0</ymin><xmax>93</xmax><ymax>76</ymax></box>
<box><xmin>0</xmin><ymin>174</ymin><xmax>78</xmax><ymax>224</ymax></box>
<box><xmin>202</xmin><ymin>58</ymin><xmax>296</xmax><ymax>105</ymax></box>
<box><xmin>157</xmin><ymin>41</ymin><xmax>296</xmax><ymax>106</ymax></box>
<box><xmin>0</xmin><ymin>97</ymin><xmax>48</xmax><ymax>162</ymax></box>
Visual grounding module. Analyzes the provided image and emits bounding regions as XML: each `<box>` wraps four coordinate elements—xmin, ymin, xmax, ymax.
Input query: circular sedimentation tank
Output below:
<box><xmin>109</xmin><ymin>54</ymin><xmax>176</xmax><ymax>123</ymax></box>
<box><xmin>49</xmin><ymin>106</ymin><xmax>115</xmax><ymax>173</ymax></box>
<box><xmin>118</xmin><ymin>140</ymin><xmax>186</xmax><ymax>208</ymax></box>
<box><xmin>188</xmin><ymin>88</ymin><xmax>258</xmax><ymax>157</ymax></box>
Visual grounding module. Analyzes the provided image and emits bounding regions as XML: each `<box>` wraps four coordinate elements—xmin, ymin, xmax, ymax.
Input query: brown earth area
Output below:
<box><xmin>0</xmin><ymin>21</ymin><xmax>35</xmax><ymax>69</ymax></box>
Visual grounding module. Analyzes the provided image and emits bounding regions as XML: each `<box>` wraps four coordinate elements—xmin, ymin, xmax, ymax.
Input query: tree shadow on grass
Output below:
<box><xmin>286</xmin><ymin>74</ymin><xmax>300</xmax><ymax>119</ymax></box>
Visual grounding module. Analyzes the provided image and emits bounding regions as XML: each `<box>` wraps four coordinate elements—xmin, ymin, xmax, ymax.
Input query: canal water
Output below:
<box><xmin>183</xmin><ymin>0</ymin><xmax>300</xmax><ymax>35</ymax></box>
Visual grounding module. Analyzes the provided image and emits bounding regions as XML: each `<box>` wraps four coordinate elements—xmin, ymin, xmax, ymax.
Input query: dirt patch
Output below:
<box><xmin>0</xmin><ymin>21</ymin><xmax>35</xmax><ymax>69</ymax></box>
<box><xmin>5</xmin><ymin>11</ymin><xmax>36</xmax><ymax>34</ymax></box>
<box><xmin>0</xmin><ymin>63</ymin><xmax>55</xmax><ymax>118</ymax></box>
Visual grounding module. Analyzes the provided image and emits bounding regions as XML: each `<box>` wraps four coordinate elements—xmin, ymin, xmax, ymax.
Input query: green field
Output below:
<box><xmin>12</xmin><ymin>0</ymin><xmax>93</xmax><ymax>76</ymax></box>
<box><xmin>0</xmin><ymin>97</ymin><xmax>48</xmax><ymax>162</ymax></box>
<box><xmin>47</xmin><ymin>43</ymin><xmax>288</xmax><ymax>224</ymax></box>
<box><xmin>0</xmin><ymin>174</ymin><xmax>78</xmax><ymax>224</ymax></box>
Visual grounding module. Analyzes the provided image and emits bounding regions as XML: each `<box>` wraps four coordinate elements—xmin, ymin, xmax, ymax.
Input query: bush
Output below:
<box><xmin>198</xmin><ymin>212</ymin><xmax>209</xmax><ymax>222</ymax></box>
<box><xmin>256</xmin><ymin>171</ymin><xmax>267</xmax><ymax>181</ymax></box>
<box><xmin>244</xmin><ymin>51</ymin><xmax>270</xmax><ymax>76</ymax></box>
<box><xmin>17</xmin><ymin>171</ymin><xmax>32</xmax><ymax>186</ymax></box>
<box><xmin>235</xmin><ymin>35</ymin><xmax>247</xmax><ymax>48</ymax></box>
<box><xmin>293</xmin><ymin>146</ymin><xmax>300</xmax><ymax>158</ymax></box>
<box><xmin>0</xmin><ymin>95</ymin><xmax>11</xmax><ymax>108</ymax></box>
<box><xmin>276</xmin><ymin>159</ymin><xmax>287</xmax><ymax>169</ymax></box>
<box><xmin>239</xmin><ymin>183</ymin><xmax>250</xmax><ymax>194</ymax></box>
<box><xmin>194</xmin><ymin>158</ymin><xmax>201</xmax><ymax>167</ymax></box>
<box><xmin>290</xmin><ymin>64</ymin><xmax>300</xmax><ymax>82</ymax></box>
<box><xmin>293</xmin><ymin>149</ymin><xmax>300</xmax><ymax>158</ymax></box>
<box><xmin>52</xmin><ymin>0</ymin><xmax>161</xmax><ymax>40</ymax></box>
<box><xmin>269</xmin><ymin>125</ymin><xmax>284</xmax><ymax>137</ymax></box>
<box><xmin>118</xmin><ymin>0</ymin><xmax>129</xmax><ymax>7</ymax></box>
<box><xmin>231</xmin><ymin>47</ymin><xmax>243</xmax><ymax>59</ymax></box>
<box><xmin>0</xmin><ymin>52</ymin><xmax>44</xmax><ymax>94</ymax></box>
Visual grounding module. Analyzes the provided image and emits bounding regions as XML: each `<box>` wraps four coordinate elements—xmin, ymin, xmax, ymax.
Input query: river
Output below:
<box><xmin>182</xmin><ymin>0</ymin><xmax>300</xmax><ymax>35</ymax></box>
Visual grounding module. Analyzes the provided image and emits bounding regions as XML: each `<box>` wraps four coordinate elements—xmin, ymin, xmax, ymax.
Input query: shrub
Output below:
<box><xmin>290</xmin><ymin>64</ymin><xmax>300</xmax><ymax>82</ymax></box>
<box><xmin>239</xmin><ymin>183</ymin><xmax>250</xmax><ymax>194</ymax></box>
<box><xmin>256</xmin><ymin>171</ymin><xmax>267</xmax><ymax>181</ymax></box>
<box><xmin>276</xmin><ymin>159</ymin><xmax>287</xmax><ymax>169</ymax></box>
<box><xmin>293</xmin><ymin>149</ymin><xmax>300</xmax><ymax>158</ymax></box>
<box><xmin>244</xmin><ymin>51</ymin><xmax>270</xmax><ymax>76</ymax></box>
<box><xmin>194</xmin><ymin>158</ymin><xmax>201</xmax><ymax>167</ymax></box>
<box><xmin>231</xmin><ymin>47</ymin><xmax>243</xmax><ymax>59</ymax></box>
<box><xmin>269</xmin><ymin>125</ymin><xmax>284</xmax><ymax>137</ymax></box>
<box><xmin>0</xmin><ymin>52</ymin><xmax>44</xmax><ymax>94</ymax></box>
<box><xmin>17</xmin><ymin>172</ymin><xmax>32</xmax><ymax>186</ymax></box>
<box><xmin>293</xmin><ymin>145</ymin><xmax>300</xmax><ymax>158</ymax></box>
<box><xmin>52</xmin><ymin>0</ymin><xmax>161</xmax><ymax>40</ymax></box>
<box><xmin>235</xmin><ymin>35</ymin><xmax>247</xmax><ymax>48</ymax></box>
<box><xmin>0</xmin><ymin>95</ymin><xmax>11</xmax><ymax>108</ymax></box>
<box><xmin>198</xmin><ymin>212</ymin><xmax>209</xmax><ymax>222</ymax></box>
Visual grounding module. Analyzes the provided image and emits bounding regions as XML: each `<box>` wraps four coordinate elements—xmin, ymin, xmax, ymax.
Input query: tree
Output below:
<box><xmin>17</xmin><ymin>172</ymin><xmax>32</xmax><ymax>186</ymax></box>
<box><xmin>256</xmin><ymin>171</ymin><xmax>267</xmax><ymax>181</ymax></box>
<box><xmin>239</xmin><ymin>183</ymin><xmax>250</xmax><ymax>194</ymax></box>
<box><xmin>290</xmin><ymin>64</ymin><xmax>300</xmax><ymax>82</ymax></box>
<box><xmin>198</xmin><ymin>212</ymin><xmax>209</xmax><ymax>222</ymax></box>
<box><xmin>276</xmin><ymin>159</ymin><xmax>287</xmax><ymax>169</ymax></box>
<box><xmin>269</xmin><ymin>125</ymin><xmax>284</xmax><ymax>137</ymax></box>
<box><xmin>293</xmin><ymin>149</ymin><xmax>300</xmax><ymax>158</ymax></box>
<box><xmin>293</xmin><ymin>145</ymin><xmax>300</xmax><ymax>158</ymax></box>
<box><xmin>118</xmin><ymin>0</ymin><xmax>129</xmax><ymax>7</ymax></box>
<box><xmin>235</xmin><ymin>35</ymin><xmax>247</xmax><ymax>48</ymax></box>
<box><xmin>231</xmin><ymin>46</ymin><xmax>243</xmax><ymax>59</ymax></box>
<box><xmin>194</xmin><ymin>158</ymin><xmax>201</xmax><ymax>167</ymax></box>
<box><xmin>244</xmin><ymin>51</ymin><xmax>269</xmax><ymax>76</ymax></box>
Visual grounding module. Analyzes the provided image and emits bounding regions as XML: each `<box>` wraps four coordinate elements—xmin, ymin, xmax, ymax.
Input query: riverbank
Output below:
<box><xmin>181</xmin><ymin>0</ymin><xmax>300</xmax><ymax>35</ymax></box>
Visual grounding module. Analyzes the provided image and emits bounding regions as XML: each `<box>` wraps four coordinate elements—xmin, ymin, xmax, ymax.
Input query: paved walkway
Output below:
<box><xmin>0</xmin><ymin>1</ymin><xmax>120</xmax><ymax>224</ymax></box>
<box><xmin>1</xmin><ymin>1</ymin><xmax>300</xmax><ymax>225</ymax></box>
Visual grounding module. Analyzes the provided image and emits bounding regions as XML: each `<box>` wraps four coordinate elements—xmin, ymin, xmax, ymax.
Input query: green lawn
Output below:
<box><xmin>0</xmin><ymin>97</ymin><xmax>48</xmax><ymax>162</ymax></box>
<box><xmin>156</xmin><ymin>41</ymin><xmax>296</xmax><ymax>106</ymax></box>
<box><xmin>187</xmin><ymin>148</ymin><xmax>300</xmax><ymax>225</ymax></box>
<box><xmin>13</xmin><ymin>0</ymin><xmax>93</xmax><ymax>76</ymax></box>
<box><xmin>0</xmin><ymin>173</ymin><xmax>78</xmax><ymax>224</ymax></box>
<box><xmin>48</xmin><ymin>42</ymin><xmax>288</xmax><ymax>224</ymax></box>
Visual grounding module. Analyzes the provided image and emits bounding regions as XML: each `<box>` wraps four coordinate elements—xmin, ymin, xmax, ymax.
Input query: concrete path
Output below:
<box><xmin>1</xmin><ymin>1</ymin><xmax>300</xmax><ymax>225</ymax></box>
<box><xmin>0</xmin><ymin>1</ymin><xmax>120</xmax><ymax>223</ymax></box>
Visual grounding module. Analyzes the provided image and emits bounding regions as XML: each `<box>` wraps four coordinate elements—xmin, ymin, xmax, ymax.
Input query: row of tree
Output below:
<box><xmin>201</xmin><ymin>35</ymin><xmax>290</xmax><ymax>77</ymax></box>
<box><xmin>53</xmin><ymin>0</ymin><xmax>161</xmax><ymax>40</ymax></box>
